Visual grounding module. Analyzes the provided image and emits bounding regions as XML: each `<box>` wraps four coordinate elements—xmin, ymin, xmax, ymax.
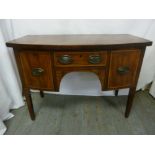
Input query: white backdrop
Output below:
<box><xmin>0</xmin><ymin>20</ymin><xmax>24</xmax><ymax>134</ymax></box>
<box><xmin>0</xmin><ymin>19</ymin><xmax>155</xmax><ymax>134</ymax></box>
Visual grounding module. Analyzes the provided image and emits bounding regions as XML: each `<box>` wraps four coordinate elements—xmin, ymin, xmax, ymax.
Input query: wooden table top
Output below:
<box><xmin>6</xmin><ymin>34</ymin><xmax>152</xmax><ymax>50</ymax></box>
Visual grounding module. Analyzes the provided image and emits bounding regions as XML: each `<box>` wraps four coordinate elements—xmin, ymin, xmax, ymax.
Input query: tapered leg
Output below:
<box><xmin>115</xmin><ymin>90</ymin><xmax>119</xmax><ymax>96</ymax></box>
<box><xmin>24</xmin><ymin>88</ymin><xmax>35</xmax><ymax>120</ymax></box>
<box><xmin>40</xmin><ymin>90</ymin><xmax>44</xmax><ymax>98</ymax></box>
<box><xmin>125</xmin><ymin>87</ymin><xmax>136</xmax><ymax>118</ymax></box>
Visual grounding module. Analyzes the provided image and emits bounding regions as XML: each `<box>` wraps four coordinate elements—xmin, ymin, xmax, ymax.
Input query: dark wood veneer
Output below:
<box><xmin>6</xmin><ymin>34</ymin><xmax>152</xmax><ymax>120</ymax></box>
<box><xmin>6</xmin><ymin>34</ymin><xmax>152</xmax><ymax>50</ymax></box>
<box><xmin>108</xmin><ymin>49</ymin><xmax>141</xmax><ymax>89</ymax></box>
<box><xmin>19</xmin><ymin>51</ymin><xmax>54</xmax><ymax>89</ymax></box>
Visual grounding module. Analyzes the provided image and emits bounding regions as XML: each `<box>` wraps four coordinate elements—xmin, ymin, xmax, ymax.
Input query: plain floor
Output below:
<box><xmin>4</xmin><ymin>90</ymin><xmax>155</xmax><ymax>135</ymax></box>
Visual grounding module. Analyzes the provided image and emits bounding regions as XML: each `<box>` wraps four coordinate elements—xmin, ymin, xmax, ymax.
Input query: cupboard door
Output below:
<box><xmin>108</xmin><ymin>50</ymin><xmax>141</xmax><ymax>89</ymax></box>
<box><xmin>19</xmin><ymin>51</ymin><xmax>54</xmax><ymax>89</ymax></box>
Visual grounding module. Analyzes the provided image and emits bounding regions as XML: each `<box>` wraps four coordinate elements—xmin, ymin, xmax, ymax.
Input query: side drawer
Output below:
<box><xmin>54</xmin><ymin>51</ymin><xmax>107</xmax><ymax>67</ymax></box>
<box><xmin>108</xmin><ymin>49</ymin><xmax>141</xmax><ymax>89</ymax></box>
<box><xmin>19</xmin><ymin>51</ymin><xmax>54</xmax><ymax>90</ymax></box>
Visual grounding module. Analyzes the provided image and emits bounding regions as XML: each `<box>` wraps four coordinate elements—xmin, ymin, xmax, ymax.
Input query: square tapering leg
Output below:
<box><xmin>115</xmin><ymin>90</ymin><xmax>119</xmax><ymax>96</ymax></box>
<box><xmin>40</xmin><ymin>90</ymin><xmax>44</xmax><ymax>98</ymax></box>
<box><xmin>24</xmin><ymin>88</ymin><xmax>35</xmax><ymax>120</ymax></box>
<box><xmin>125</xmin><ymin>87</ymin><xmax>136</xmax><ymax>118</ymax></box>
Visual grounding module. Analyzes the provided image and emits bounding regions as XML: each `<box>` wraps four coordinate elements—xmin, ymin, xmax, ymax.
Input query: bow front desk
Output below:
<box><xmin>6</xmin><ymin>34</ymin><xmax>152</xmax><ymax>120</ymax></box>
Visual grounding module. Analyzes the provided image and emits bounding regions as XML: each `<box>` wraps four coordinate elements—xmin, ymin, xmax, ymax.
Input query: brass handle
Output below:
<box><xmin>88</xmin><ymin>55</ymin><xmax>102</xmax><ymax>64</ymax></box>
<box><xmin>32</xmin><ymin>68</ymin><xmax>44</xmax><ymax>76</ymax></box>
<box><xmin>58</xmin><ymin>55</ymin><xmax>73</xmax><ymax>64</ymax></box>
<box><xmin>117</xmin><ymin>66</ymin><xmax>129</xmax><ymax>75</ymax></box>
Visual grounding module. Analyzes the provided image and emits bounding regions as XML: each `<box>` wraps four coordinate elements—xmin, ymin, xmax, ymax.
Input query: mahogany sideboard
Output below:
<box><xmin>6</xmin><ymin>34</ymin><xmax>152</xmax><ymax>120</ymax></box>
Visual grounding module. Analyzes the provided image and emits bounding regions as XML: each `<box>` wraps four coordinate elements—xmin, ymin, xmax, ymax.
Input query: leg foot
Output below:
<box><xmin>125</xmin><ymin>87</ymin><xmax>136</xmax><ymax>118</ymax></box>
<box><xmin>24</xmin><ymin>88</ymin><xmax>35</xmax><ymax>120</ymax></box>
<box><xmin>40</xmin><ymin>90</ymin><xmax>44</xmax><ymax>98</ymax></box>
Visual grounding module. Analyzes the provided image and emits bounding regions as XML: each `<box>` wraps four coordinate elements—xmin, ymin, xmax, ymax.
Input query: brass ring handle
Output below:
<box><xmin>117</xmin><ymin>66</ymin><xmax>129</xmax><ymax>75</ymax></box>
<box><xmin>58</xmin><ymin>55</ymin><xmax>73</xmax><ymax>64</ymax></box>
<box><xmin>88</xmin><ymin>55</ymin><xmax>102</xmax><ymax>64</ymax></box>
<box><xmin>32</xmin><ymin>68</ymin><xmax>44</xmax><ymax>76</ymax></box>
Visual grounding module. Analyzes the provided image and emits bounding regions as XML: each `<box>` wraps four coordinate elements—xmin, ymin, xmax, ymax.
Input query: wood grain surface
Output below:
<box><xmin>6</xmin><ymin>34</ymin><xmax>152</xmax><ymax>50</ymax></box>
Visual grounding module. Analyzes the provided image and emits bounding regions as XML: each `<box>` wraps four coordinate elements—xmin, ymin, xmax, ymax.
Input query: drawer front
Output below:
<box><xmin>19</xmin><ymin>51</ymin><xmax>54</xmax><ymax>89</ymax></box>
<box><xmin>54</xmin><ymin>51</ymin><xmax>107</xmax><ymax>67</ymax></box>
<box><xmin>108</xmin><ymin>49</ymin><xmax>141</xmax><ymax>89</ymax></box>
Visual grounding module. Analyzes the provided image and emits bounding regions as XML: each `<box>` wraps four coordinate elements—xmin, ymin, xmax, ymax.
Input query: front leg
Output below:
<box><xmin>125</xmin><ymin>87</ymin><xmax>136</xmax><ymax>118</ymax></box>
<box><xmin>24</xmin><ymin>88</ymin><xmax>35</xmax><ymax>120</ymax></box>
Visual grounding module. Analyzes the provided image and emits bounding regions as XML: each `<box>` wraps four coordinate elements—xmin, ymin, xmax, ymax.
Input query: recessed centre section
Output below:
<box><xmin>59</xmin><ymin>72</ymin><xmax>102</xmax><ymax>95</ymax></box>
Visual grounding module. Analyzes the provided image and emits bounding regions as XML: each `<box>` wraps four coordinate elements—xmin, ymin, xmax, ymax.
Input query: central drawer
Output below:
<box><xmin>54</xmin><ymin>51</ymin><xmax>107</xmax><ymax>67</ymax></box>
